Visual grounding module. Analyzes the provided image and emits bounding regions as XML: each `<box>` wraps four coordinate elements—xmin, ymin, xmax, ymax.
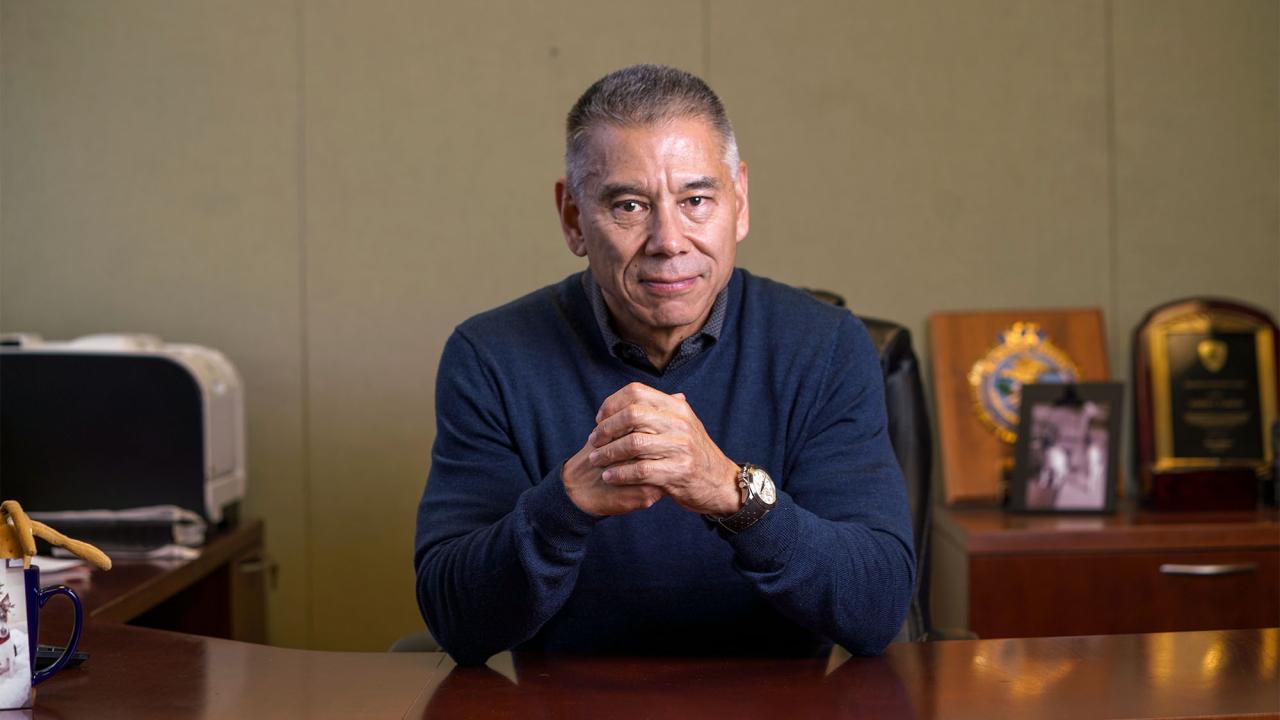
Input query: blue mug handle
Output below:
<box><xmin>32</xmin><ymin>584</ymin><xmax>83</xmax><ymax>684</ymax></box>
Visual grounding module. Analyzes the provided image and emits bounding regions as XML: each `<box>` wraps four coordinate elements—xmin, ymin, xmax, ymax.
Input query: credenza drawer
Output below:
<box><xmin>967</xmin><ymin>549</ymin><xmax>1280</xmax><ymax>638</ymax></box>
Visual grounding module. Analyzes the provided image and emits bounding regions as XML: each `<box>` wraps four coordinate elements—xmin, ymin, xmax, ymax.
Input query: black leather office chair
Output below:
<box><xmin>804</xmin><ymin>291</ymin><xmax>934</xmax><ymax>643</ymax></box>
<box><xmin>392</xmin><ymin>291</ymin><xmax>938</xmax><ymax>652</ymax></box>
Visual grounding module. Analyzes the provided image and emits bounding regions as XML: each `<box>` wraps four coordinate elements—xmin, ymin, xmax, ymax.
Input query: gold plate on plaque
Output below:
<box><xmin>1145</xmin><ymin>309</ymin><xmax>1276</xmax><ymax>474</ymax></box>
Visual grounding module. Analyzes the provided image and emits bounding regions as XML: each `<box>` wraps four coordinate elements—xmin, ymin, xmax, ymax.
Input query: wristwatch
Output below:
<box><xmin>704</xmin><ymin>463</ymin><xmax>777</xmax><ymax>535</ymax></box>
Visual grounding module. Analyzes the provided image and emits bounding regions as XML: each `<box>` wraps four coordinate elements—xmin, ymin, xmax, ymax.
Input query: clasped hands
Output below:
<box><xmin>563</xmin><ymin>383</ymin><xmax>742</xmax><ymax>518</ymax></box>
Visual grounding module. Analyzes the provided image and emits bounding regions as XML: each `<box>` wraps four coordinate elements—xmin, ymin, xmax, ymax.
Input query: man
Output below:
<box><xmin>415</xmin><ymin>64</ymin><xmax>914</xmax><ymax>665</ymax></box>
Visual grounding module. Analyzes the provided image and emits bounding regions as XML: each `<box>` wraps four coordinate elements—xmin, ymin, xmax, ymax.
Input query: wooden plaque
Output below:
<box><xmin>929</xmin><ymin>309</ymin><xmax>1110</xmax><ymax>505</ymax></box>
<box><xmin>1133</xmin><ymin>298</ymin><xmax>1278</xmax><ymax>511</ymax></box>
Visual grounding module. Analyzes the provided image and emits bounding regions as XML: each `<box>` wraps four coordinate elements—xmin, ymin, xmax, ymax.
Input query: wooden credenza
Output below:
<box><xmin>932</xmin><ymin>502</ymin><xmax>1280</xmax><ymax>638</ymax></box>
<box><xmin>40</xmin><ymin>520</ymin><xmax>268</xmax><ymax>644</ymax></box>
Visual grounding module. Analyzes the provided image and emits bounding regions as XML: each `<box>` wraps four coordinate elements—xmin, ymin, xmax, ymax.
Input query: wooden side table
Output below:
<box><xmin>932</xmin><ymin>502</ymin><xmax>1280</xmax><ymax>638</ymax></box>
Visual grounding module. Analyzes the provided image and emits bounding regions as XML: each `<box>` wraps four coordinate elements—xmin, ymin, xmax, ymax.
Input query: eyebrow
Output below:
<box><xmin>598</xmin><ymin>183</ymin><xmax>647</xmax><ymax>202</ymax></box>
<box><xmin>680</xmin><ymin>176</ymin><xmax>721</xmax><ymax>193</ymax></box>
<box><xmin>597</xmin><ymin>176</ymin><xmax>722</xmax><ymax>203</ymax></box>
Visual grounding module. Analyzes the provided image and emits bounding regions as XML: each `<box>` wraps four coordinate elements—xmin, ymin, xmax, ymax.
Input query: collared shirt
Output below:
<box><xmin>581</xmin><ymin>271</ymin><xmax>728</xmax><ymax>375</ymax></box>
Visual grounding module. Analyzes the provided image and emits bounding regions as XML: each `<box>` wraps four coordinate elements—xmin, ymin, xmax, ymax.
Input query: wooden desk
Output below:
<box><xmin>30</xmin><ymin>526</ymin><xmax>1278</xmax><ymax>718</ymax></box>
<box><xmin>39</xmin><ymin>520</ymin><xmax>267</xmax><ymax>643</ymax></box>
<box><xmin>933</xmin><ymin>502</ymin><xmax>1280</xmax><ymax>638</ymax></box>
<box><xmin>33</xmin><ymin>626</ymin><xmax>1280</xmax><ymax>718</ymax></box>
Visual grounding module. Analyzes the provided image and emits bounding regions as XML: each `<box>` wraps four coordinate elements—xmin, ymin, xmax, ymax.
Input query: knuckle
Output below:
<box><xmin>629</xmin><ymin>433</ymin><xmax>647</xmax><ymax>450</ymax></box>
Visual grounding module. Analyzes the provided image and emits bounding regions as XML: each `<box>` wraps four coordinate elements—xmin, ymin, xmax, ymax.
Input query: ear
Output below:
<box><xmin>555</xmin><ymin>179</ymin><xmax>587</xmax><ymax>257</ymax></box>
<box><xmin>733</xmin><ymin>161</ymin><xmax>750</xmax><ymax>243</ymax></box>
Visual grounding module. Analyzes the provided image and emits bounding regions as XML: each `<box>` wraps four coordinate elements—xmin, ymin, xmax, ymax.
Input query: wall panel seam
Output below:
<box><xmin>296</xmin><ymin>0</ymin><xmax>315</xmax><ymax>649</ymax></box>
<box><xmin>1104</xmin><ymin>0</ymin><xmax>1120</xmax><ymax>372</ymax></box>
<box><xmin>702</xmin><ymin>0</ymin><xmax>711</xmax><ymax>78</ymax></box>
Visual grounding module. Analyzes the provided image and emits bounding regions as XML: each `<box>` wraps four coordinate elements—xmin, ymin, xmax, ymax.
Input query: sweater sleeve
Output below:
<box><xmin>414</xmin><ymin>331</ymin><xmax>600</xmax><ymax>665</ymax></box>
<box><xmin>723</xmin><ymin>313</ymin><xmax>916</xmax><ymax>655</ymax></box>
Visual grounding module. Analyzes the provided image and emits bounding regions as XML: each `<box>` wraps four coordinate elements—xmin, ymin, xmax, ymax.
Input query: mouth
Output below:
<box><xmin>639</xmin><ymin>276</ymin><xmax>700</xmax><ymax>294</ymax></box>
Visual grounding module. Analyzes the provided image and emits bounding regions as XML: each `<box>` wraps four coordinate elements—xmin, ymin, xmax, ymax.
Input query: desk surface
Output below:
<box><xmin>30</xmin><ymin>523</ymin><xmax>1280</xmax><ymax>719</ymax></box>
<box><xmin>34</xmin><ymin>625</ymin><xmax>1280</xmax><ymax>719</ymax></box>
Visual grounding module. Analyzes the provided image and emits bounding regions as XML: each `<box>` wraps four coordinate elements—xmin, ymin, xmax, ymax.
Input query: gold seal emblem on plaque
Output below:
<box><xmin>967</xmin><ymin>322</ymin><xmax>1079</xmax><ymax>443</ymax></box>
<box><xmin>1197</xmin><ymin>339</ymin><xmax>1228</xmax><ymax>373</ymax></box>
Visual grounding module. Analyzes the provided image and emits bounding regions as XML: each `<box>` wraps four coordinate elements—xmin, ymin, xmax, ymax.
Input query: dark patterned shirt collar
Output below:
<box><xmin>581</xmin><ymin>271</ymin><xmax>727</xmax><ymax>374</ymax></box>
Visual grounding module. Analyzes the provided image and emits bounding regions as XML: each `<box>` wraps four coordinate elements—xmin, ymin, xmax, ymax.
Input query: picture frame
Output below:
<box><xmin>1008</xmin><ymin>382</ymin><xmax>1123</xmax><ymax>513</ymax></box>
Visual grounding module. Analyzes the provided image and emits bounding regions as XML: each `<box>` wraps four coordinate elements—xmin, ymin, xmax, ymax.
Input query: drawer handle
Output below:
<box><xmin>237</xmin><ymin>555</ymin><xmax>279</xmax><ymax>590</ymax></box>
<box><xmin>1159</xmin><ymin>563</ymin><xmax>1257</xmax><ymax>576</ymax></box>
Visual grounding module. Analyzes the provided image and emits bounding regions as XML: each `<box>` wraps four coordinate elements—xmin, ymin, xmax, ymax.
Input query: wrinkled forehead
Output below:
<box><xmin>575</xmin><ymin>118</ymin><xmax>731</xmax><ymax>193</ymax></box>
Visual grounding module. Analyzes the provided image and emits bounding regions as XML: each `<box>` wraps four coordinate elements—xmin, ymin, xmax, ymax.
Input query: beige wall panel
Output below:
<box><xmin>303</xmin><ymin>0</ymin><xmax>703</xmax><ymax>651</ymax></box>
<box><xmin>0</xmin><ymin>1</ymin><xmax>309</xmax><ymax>647</ymax></box>
<box><xmin>711</xmin><ymin>1</ymin><xmax>1112</xmax><ymax>360</ymax></box>
<box><xmin>1112</xmin><ymin>0</ymin><xmax>1280</xmax><ymax>370</ymax></box>
<box><xmin>0</xmin><ymin>6</ymin><xmax>4</xmax><ymax>321</ymax></box>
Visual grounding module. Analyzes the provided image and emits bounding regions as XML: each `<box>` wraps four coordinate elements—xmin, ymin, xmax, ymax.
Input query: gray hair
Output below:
<box><xmin>564</xmin><ymin>64</ymin><xmax>740</xmax><ymax>200</ymax></box>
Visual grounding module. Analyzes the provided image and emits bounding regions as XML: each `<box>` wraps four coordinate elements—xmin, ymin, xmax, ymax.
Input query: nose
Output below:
<box><xmin>643</xmin><ymin>200</ymin><xmax>689</xmax><ymax>257</ymax></box>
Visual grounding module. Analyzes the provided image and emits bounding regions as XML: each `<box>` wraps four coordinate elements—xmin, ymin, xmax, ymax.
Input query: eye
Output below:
<box><xmin>681</xmin><ymin>195</ymin><xmax>714</xmax><ymax>220</ymax></box>
<box><xmin>609</xmin><ymin>199</ymin><xmax>650</xmax><ymax>223</ymax></box>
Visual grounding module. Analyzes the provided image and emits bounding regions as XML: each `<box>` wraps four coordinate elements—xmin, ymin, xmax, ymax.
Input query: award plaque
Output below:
<box><xmin>930</xmin><ymin>309</ymin><xmax>1110</xmax><ymax>505</ymax></box>
<box><xmin>1133</xmin><ymin>298</ymin><xmax>1278</xmax><ymax>511</ymax></box>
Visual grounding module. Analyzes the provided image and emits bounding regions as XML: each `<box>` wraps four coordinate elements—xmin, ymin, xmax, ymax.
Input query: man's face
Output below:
<box><xmin>556</xmin><ymin>117</ymin><xmax>749</xmax><ymax>349</ymax></box>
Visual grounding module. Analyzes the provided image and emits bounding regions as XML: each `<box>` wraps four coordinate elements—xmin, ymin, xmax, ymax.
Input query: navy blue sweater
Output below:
<box><xmin>414</xmin><ymin>269</ymin><xmax>914</xmax><ymax>665</ymax></box>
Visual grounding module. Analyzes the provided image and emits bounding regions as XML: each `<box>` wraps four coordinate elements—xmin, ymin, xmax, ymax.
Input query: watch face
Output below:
<box><xmin>751</xmin><ymin>468</ymin><xmax>777</xmax><ymax>505</ymax></box>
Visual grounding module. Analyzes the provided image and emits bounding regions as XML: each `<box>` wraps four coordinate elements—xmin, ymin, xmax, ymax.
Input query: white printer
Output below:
<box><xmin>0</xmin><ymin>333</ymin><xmax>246</xmax><ymax>524</ymax></box>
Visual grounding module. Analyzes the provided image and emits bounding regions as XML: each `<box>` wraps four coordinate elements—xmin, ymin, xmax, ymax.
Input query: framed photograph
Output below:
<box><xmin>1009</xmin><ymin>382</ymin><xmax>1123</xmax><ymax>513</ymax></box>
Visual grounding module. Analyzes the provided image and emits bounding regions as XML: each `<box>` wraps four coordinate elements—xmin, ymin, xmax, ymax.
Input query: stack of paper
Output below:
<box><xmin>29</xmin><ymin>505</ymin><xmax>207</xmax><ymax>558</ymax></box>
